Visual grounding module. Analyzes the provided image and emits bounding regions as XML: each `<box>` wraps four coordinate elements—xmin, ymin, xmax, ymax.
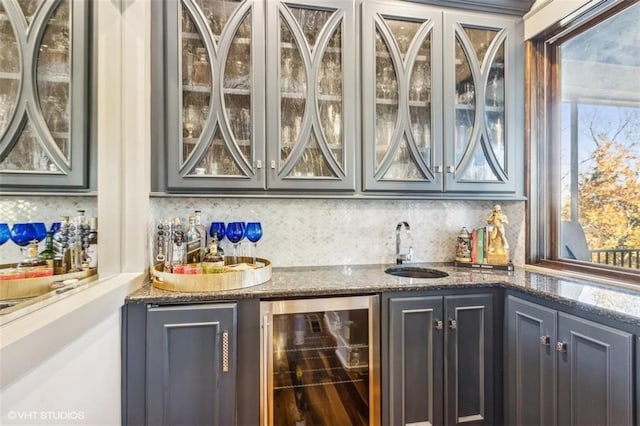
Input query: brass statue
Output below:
<box><xmin>486</xmin><ymin>204</ymin><xmax>509</xmax><ymax>265</ymax></box>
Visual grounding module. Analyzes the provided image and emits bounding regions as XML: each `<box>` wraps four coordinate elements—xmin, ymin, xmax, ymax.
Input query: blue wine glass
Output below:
<box><xmin>10</xmin><ymin>222</ymin><xmax>36</xmax><ymax>247</ymax></box>
<box><xmin>245</xmin><ymin>222</ymin><xmax>262</xmax><ymax>264</ymax></box>
<box><xmin>209</xmin><ymin>221</ymin><xmax>225</xmax><ymax>242</ymax></box>
<box><xmin>0</xmin><ymin>223</ymin><xmax>10</xmax><ymax>245</ymax></box>
<box><xmin>32</xmin><ymin>222</ymin><xmax>47</xmax><ymax>243</ymax></box>
<box><xmin>226</xmin><ymin>222</ymin><xmax>245</xmax><ymax>264</ymax></box>
<box><xmin>50</xmin><ymin>221</ymin><xmax>61</xmax><ymax>235</ymax></box>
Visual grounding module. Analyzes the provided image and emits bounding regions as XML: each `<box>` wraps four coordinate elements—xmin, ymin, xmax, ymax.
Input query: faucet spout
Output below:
<box><xmin>395</xmin><ymin>222</ymin><xmax>411</xmax><ymax>264</ymax></box>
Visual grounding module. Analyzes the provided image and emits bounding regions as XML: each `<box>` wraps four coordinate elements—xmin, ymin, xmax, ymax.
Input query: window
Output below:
<box><xmin>530</xmin><ymin>0</ymin><xmax>640</xmax><ymax>281</ymax></box>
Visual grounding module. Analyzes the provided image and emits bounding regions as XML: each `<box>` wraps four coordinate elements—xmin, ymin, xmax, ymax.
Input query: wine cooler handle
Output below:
<box><xmin>262</xmin><ymin>315</ymin><xmax>270</xmax><ymax>426</ymax></box>
<box><xmin>222</xmin><ymin>331</ymin><xmax>230</xmax><ymax>372</ymax></box>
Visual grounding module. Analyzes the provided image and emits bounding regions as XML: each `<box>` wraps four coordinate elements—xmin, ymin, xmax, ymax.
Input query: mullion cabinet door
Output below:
<box><xmin>265</xmin><ymin>0</ymin><xmax>356</xmax><ymax>191</ymax></box>
<box><xmin>443</xmin><ymin>11</ymin><xmax>520</xmax><ymax>193</ymax></box>
<box><xmin>362</xmin><ymin>1</ymin><xmax>443</xmax><ymax>192</ymax></box>
<box><xmin>0</xmin><ymin>0</ymin><xmax>90</xmax><ymax>189</ymax></box>
<box><xmin>165</xmin><ymin>0</ymin><xmax>266</xmax><ymax>191</ymax></box>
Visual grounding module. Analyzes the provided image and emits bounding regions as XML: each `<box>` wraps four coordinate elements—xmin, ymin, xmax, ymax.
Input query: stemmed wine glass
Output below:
<box><xmin>50</xmin><ymin>221</ymin><xmax>61</xmax><ymax>235</ymax></box>
<box><xmin>0</xmin><ymin>223</ymin><xmax>10</xmax><ymax>246</ymax></box>
<box><xmin>225</xmin><ymin>222</ymin><xmax>245</xmax><ymax>264</ymax></box>
<box><xmin>209</xmin><ymin>222</ymin><xmax>225</xmax><ymax>242</ymax></box>
<box><xmin>245</xmin><ymin>222</ymin><xmax>262</xmax><ymax>264</ymax></box>
<box><xmin>10</xmin><ymin>223</ymin><xmax>36</xmax><ymax>261</ymax></box>
<box><xmin>32</xmin><ymin>222</ymin><xmax>47</xmax><ymax>245</ymax></box>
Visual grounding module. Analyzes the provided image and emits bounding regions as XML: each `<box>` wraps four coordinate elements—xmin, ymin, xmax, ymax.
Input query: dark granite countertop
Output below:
<box><xmin>126</xmin><ymin>263</ymin><xmax>640</xmax><ymax>327</ymax></box>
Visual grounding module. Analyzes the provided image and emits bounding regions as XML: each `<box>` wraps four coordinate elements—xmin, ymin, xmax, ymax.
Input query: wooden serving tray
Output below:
<box><xmin>0</xmin><ymin>267</ymin><xmax>97</xmax><ymax>300</ymax></box>
<box><xmin>151</xmin><ymin>256</ymin><xmax>272</xmax><ymax>293</ymax></box>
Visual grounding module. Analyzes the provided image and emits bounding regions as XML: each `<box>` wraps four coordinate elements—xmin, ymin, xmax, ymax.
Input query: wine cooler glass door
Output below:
<box><xmin>260</xmin><ymin>295</ymin><xmax>380</xmax><ymax>426</ymax></box>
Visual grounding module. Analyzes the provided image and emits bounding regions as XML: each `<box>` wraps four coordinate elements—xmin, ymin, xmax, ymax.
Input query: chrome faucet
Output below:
<box><xmin>395</xmin><ymin>221</ymin><xmax>413</xmax><ymax>265</ymax></box>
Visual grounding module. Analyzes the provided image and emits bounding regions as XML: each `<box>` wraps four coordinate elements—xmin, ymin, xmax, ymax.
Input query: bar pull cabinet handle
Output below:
<box><xmin>222</xmin><ymin>331</ymin><xmax>230</xmax><ymax>372</ymax></box>
<box><xmin>435</xmin><ymin>320</ymin><xmax>444</xmax><ymax>330</ymax></box>
<box><xmin>435</xmin><ymin>165</ymin><xmax>443</xmax><ymax>173</ymax></box>
<box><xmin>446</xmin><ymin>165</ymin><xmax>455</xmax><ymax>173</ymax></box>
<box><xmin>540</xmin><ymin>335</ymin><xmax>551</xmax><ymax>346</ymax></box>
<box><xmin>449</xmin><ymin>319</ymin><xmax>457</xmax><ymax>330</ymax></box>
<box><xmin>556</xmin><ymin>342</ymin><xmax>567</xmax><ymax>353</ymax></box>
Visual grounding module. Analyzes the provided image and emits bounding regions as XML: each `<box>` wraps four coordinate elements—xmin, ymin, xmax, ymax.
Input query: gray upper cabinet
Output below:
<box><xmin>443</xmin><ymin>11</ymin><xmax>521</xmax><ymax>193</ymax></box>
<box><xmin>146</xmin><ymin>303</ymin><xmax>237</xmax><ymax>426</ymax></box>
<box><xmin>362</xmin><ymin>1</ymin><xmax>443</xmax><ymax>192</ymax></box>
<box><xmin>266</xmin><ymin>0</ymin><xmax>357</xmax><ymax>191</ymax></box>
<box><xmin>159</xmin><ymin>0</ymin><xmax>356</xmax><ymax>192</ymax></box>
<box><xmin>506</xmin><ymin>295</ymin><xmax>634</xmax><ymax>426</ymax></box>
<box><xmin>363</xmin><ymin>2</ymin><xmax>522</xmax><ymax>194</ymax></box>
<box><xmin>163</xmin><ymin>0</ymin><xmax>266</xmax><ymax>191</ymax></box>
<box><xmin>0</xmin><ymin>0</ymin><xmax>90</xmax><ymax>190</ymax></box>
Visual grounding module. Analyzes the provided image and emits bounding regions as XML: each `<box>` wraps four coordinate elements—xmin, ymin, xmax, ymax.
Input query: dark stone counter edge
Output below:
<box><xmin>125</xmin><ymin>278</ymin><xmax>640</xmax><ymax>328</ymax></box>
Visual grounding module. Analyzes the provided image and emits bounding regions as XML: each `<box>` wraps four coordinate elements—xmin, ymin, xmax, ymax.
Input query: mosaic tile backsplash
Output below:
<box><xmin>151</xmin><ymin>198</ymin><xmax>526</xmax><ymax>268</ymax></box>
<box><xmin>0</xmin><ymin>196</ymin><xmax>97</xmax><ymax>264</ymax></box>
<box><xmin>0</xmin><ymin>196</ymin><xmax>525</xmax><ymax>267</ymax></box>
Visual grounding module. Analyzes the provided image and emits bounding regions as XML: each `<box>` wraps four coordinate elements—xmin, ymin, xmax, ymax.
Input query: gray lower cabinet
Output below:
<box><xmin>146</xmin><ymin>303</ymin><xmax>237</xmax><ymax>426</ymax></box>
<box><xmin>383</xmin><ymin>292</ymin><xmax>495</xmax><ymax>426</ymax></box>
<box><xmin>506</xmin><ymin>295</ymin><xmax>633</xmax><ymax>426</ymax></box>
<box><xmin>122</xmin><ymin>300</ymin><xmax>260</xmax><ymax>426</ymax></box>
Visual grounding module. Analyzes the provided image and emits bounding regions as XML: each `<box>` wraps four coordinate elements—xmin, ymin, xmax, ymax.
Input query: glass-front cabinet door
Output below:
<box><xmin>0</xmin><ymin>0</ymin><xmax>89</xmax><ymax>189</ymax></box>
<box><xmin>443</xmin><ymin>12</ymin><xmax>520</xmax><ymax>193</ymax></box>
<box><xmin>266</xmin><ymin>0</ymin><xmax>356</xmax><ymax>191</ymax></box>
<box><xmin>164</xmin><ymin>0</ymin><xmax>265</xmax><ymax>190</ymax></box>
<box><xmin>362</xmin><ymin>2</ymin><xmax>443</xmax><ymax>192</ymax></box>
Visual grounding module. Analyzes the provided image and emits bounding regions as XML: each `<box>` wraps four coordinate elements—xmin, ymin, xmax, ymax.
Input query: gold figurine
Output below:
<box><xmin>486</xmin><ymin>204</ymin><xmax>509</xmax><ymax>265</ymax></box>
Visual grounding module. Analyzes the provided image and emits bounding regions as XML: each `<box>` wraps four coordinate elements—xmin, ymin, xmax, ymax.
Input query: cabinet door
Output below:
<box><xmin>505</xmin><ymin>296</ymin><xmax>557</xmax><ymax>426</ymax></box>
<box><xmin>147</xmin><ymin>303</ymin><xmax>237</xmax><ymax>426</ymax></box>
<box><xmin>444</xmin><ymin>293</ymin><xmax>494</xmax><ymax>425</ymax></box>
<box><xmin>0</xmin><ymin>0</ymin><xmax>90</xmax><ymax>189</ymax></box>
<box><xmin>164</xmin><ymin>0</ymin><xmax>266</xmax><ymax>191</ymax></box>
<box><xmin>386</xmin><ymin>296</ymin><xmax>444</xmax><ymax>426</ymax></box>
<box><xmin>443</xmin><ymin>11</ymin><xmax>521</xmax><ymax>193</ymax></box>
<box><xmin>266</xmin><ymin>0</ymin><xmax>356</xmax><ymax>190</ymax></box>
<box><xmin>362</xmin><ymin>1</ymin><xmax>443</xmax><ymax>192</ymax></box>
<box><xmin>557</xmin><ymin>312</ymin><xmax>633</xmax><ymax>426</ymax></box>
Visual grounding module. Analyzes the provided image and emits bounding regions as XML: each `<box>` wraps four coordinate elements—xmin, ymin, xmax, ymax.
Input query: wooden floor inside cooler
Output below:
<box><xmin>272</xmin><ymin>316</ymin><xmax>369</xmax><ymax>425</ymax></box>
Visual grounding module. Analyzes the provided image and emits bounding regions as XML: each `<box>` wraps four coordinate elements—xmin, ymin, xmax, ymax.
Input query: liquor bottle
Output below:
<box><xmin>202</xmin><ymin>236</ymin><xmax>224</xmax><ymax>274</ymax></box>
<box><xmin>39</xmin><ymin>231</ymin><xmax>55</xmax><ymax>268</ymax></box>
<box><xmin>186</xmin><ymin>215</ymin><xmax>202</xmax><ymax>264</ymax></box>
<box><xmin>85</xmin><ymin>217</ymin><xmax>98</xmax><ymax>268</ymax></box>
<box><xmin>194</xmin><ymin>210</ymin><xmax>207</xmax><ymax>258</ymax></box>
<box><xmin>171</xmin><ymin>218</ymin><xmax>186</xmax><ymax>272</ymax></box>
<box><xmin>53</xmin><ymin>215</ymin><xmax>70</xmax><ymax>273</ymax></box>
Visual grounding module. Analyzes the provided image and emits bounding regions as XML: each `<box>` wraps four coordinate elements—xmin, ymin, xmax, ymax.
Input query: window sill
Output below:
<box><xmin>525</xmin><ymin>261</ymin><xmax>640</xmax><ymax>292</ymax></box>
<box><xmin>0</xmin><ymin>272</ymin><xmax>146</xmax><ymax>388</ymax></box>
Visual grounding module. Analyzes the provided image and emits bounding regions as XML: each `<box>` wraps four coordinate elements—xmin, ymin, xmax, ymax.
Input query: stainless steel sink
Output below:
<box><xmin>385</xmin><ymin>266</ymin><xmax>449</xmax><ymax>279</ymax></box>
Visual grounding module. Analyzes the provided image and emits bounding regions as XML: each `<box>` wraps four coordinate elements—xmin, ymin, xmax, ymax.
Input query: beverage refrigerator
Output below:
<box><xmin>260</xmin><ymin>295</ymin><xmax>380</xmax><ymax>425</ymax></box>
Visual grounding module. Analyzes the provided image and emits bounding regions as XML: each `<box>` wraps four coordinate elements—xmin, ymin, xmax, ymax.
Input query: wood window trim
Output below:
<box><xmin>525</xmin><ymin>0</ymin><xmax>640</xmax><ymax>285</ymax></box>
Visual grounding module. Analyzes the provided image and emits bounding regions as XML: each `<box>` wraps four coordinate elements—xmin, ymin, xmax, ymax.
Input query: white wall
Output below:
<box><xmin>0</xmin><ymin>312</ymin><xmax>121</xmax><ymax>425</ymax></box>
